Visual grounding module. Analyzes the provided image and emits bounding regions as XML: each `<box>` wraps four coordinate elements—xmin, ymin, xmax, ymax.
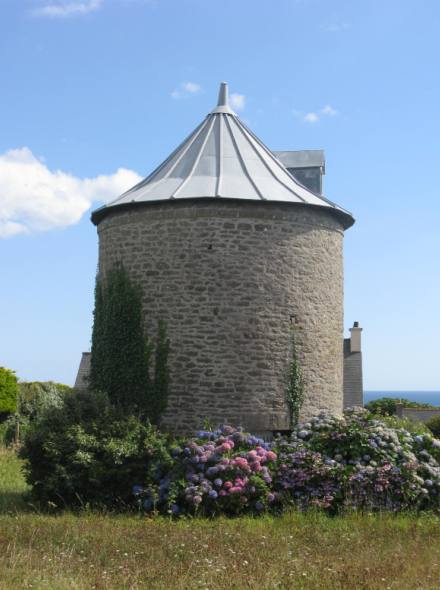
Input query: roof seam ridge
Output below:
<box><xmin>171</xmin><ymin>115</ymin><xmax>216</xmax><ymax>198</ymax></box>
<box><xmin>215</xmin><ymin>115</ymin><xmax>223</xmax><ymax>197</ymax></box>
<box><xmin>224</xmin><ymin>115</ymin><xmax>266</xmax><ymax>200</ymax></box>
<box><xmin>159</xmin><ymin>120</ymin><xmax>209</xmax><ymax>184</ymax></box>
<box><xmin>233</xmin><ymin>118</ymin><xmax>307</xmax><ymax>204</ymax></box>
<box><xmin>235</xmin><ymin>118</ymin><xmax>309</xmax><ymax>204</ymax></box>
<box><xmin>123</xmin><ymin>121</ymin><xmax>206</xmax><ymax>200</ymax></box>
<box><xmin>108</xmin><ymin>118</ymin><xmax>207</xmax><ymax>206</ymax></box>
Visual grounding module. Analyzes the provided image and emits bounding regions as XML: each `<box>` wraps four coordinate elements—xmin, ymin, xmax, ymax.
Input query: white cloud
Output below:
<box><xmin>0</xmin><ymin>147</ymin><xmax>141</xmax><ymax>238</ymax></box>
<box><xmin>230</xmin><ymin>93</ymin><xmax>246</xmax><ymax>111</ymax></box>
<box><xmin>303</xmin><ymin>112</ymin><xmax>319</xmax><ymax>123</ymax></box>
<box><xmin>183</xmin><ymin>82</ymin><xmax>200</xmax><ymax>94</ymax></box>
<box><xmin>321</xmin><ymin>105</ymin><xmax>338</xmax><ymax>116</ymax></box>
<box><xmin>302</xmin><ymin>105</ymin><xmax>338</xmax><ymax>123</ymax></box>
<box><xmin>32</xmin><ymin>0</ymin><xmax>103</xmax><ymax>18</ymax></box>
<box><xmin>171</xmin><ymin>81</ymin><xmax>201</xmax><ymax>99</ymax></box>
<box><xmin>171</xmin><ymin>82</ymin><xmax>202</xmax><ymax>99</ymax></box>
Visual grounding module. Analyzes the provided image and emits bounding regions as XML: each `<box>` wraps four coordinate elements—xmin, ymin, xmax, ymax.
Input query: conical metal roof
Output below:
<box><xmin>92</xmin><ymin>83</ymin><xmax>354</xmax><ymax>228</ymax></box>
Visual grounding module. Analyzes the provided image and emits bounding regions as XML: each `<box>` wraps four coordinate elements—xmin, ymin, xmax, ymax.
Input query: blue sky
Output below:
<box><xmin>1</xmin><ymin>0</ymin><xmax>439</xmax><ymax>390</ymax></box>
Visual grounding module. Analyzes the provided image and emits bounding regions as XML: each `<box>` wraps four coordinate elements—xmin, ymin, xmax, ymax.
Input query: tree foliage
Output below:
<box><xmin>425</xmin><ymin>415</ymin><xmax>440</xmax><ymax>437</ymax></box>
<box><xmin>89</xmin><ymin>264</ymin><xmax>169</xmax><ymax>423</ymax></box>
<box><xmin>365</xmin><ymin>397</ymin><xmax>435</xmax><ymax>416</ymax></box>
<box><xmin>1</xmin><ymin>381</ymin><xmax>72</xmax><ymax>446</ymax></box>
<box><xmin>0</xmin><ymin>367</ymin><xmax>19</xmax><ymax>417</ymax></box>
<box><xmin>18</xmin><ymin>381</ymin><xmax>72</xmax><ymax>420</ymax></box>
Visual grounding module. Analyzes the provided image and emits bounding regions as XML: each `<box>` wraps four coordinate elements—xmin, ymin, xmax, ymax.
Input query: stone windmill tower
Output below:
<box><xmin>89</xmin><ymin>83</ymin><xmax>355</xmax><ymax>435</ymax></box>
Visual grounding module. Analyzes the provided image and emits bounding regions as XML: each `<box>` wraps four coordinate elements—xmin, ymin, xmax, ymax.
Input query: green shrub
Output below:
<box><xmin>1</xmin><ymin>414</ymin><xmax>30</xmax><ymax>447</ymax></box>
<box><xmin>365</xmin><ymin>397</ymin><xmax>434</xmax><ymax>416</ymax></box>
<box><xmin>18</xmin><ymin>381</ymin><xmax>71</xmax><ymax>421</ymax></box>
<box><xmin>0</xmin><ymin>367</ymin><xmax>19</xmax><ymax>418</ymax></box>
<box><xmin>426</xmin><ymin>415</ymin><xmax>440</xmax><ymax>437</ymax></box>
<box><xmin>19</xmin><ymin>390</ymin><xmax>173</xmax><ymax>508</ymax></box>
<box><xmin>378</xmin><ymin>414</ymin><xmax>430</xmax><ymax>435</ymax></box>
<box><xmin>1</xmin><ymin>381</ymin><xmax>72</xmax><ymax>447</ymax></box>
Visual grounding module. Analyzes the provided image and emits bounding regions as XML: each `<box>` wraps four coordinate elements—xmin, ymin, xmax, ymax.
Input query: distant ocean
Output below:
<box><xmin>364</xmin><ymin>391</ymin><xmax>440</xmax><ymax>406</ymax></box>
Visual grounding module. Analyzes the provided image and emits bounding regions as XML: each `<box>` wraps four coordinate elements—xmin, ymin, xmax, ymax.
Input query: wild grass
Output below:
<box><xmin>0</xmin><ymin>446</ymin><xmax>30</xmax><ymax>514</ymax></box>
<box><xmin>1</xmin><ymin>447</ymin><xmax>440</xmax><ymax>589</ymax></box>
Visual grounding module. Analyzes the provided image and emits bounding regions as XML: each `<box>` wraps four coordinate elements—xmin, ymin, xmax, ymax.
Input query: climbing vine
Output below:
<box><xmin>90</xmin><ymin>264</ymin><xmax>169</xmax><ymax>424</ymax></box>
<box><xmin>286</xmin><ymin>325</ymin><xmax>304</xmax><ymax>428</ymax></box>
<box><xmin>152</xmin><ymin>319</ymin><xmax>170</xmax><ymax>425</ymax></box>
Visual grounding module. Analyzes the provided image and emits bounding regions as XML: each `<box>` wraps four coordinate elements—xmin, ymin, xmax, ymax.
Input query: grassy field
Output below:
<box><xmin>1</xmin><ymin>448</ymin><xmax>440</xmax><ymax>589</ymax></box>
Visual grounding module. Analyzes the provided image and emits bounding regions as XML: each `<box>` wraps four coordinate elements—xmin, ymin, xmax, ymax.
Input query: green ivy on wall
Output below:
<box><xmin>89</xmin><ymin>264</ymin><xmax>169</xmax><ymax>424</ymax></box>
<box><xmin>286</xmin><ymin>325</ymin><xmax>304</xmax><ymax>429</ymax></box>
<box><xmin>151</xmin><ymin>319</ymin><xmax>170</xmax><ymax>425</ymax></box>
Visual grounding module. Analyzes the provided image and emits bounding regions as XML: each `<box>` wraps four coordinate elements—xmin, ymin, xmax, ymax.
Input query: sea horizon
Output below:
<box><xmin>364</xmin><ymin>390</ymin><xmax>440</xmax><ymax>406</ymax></box>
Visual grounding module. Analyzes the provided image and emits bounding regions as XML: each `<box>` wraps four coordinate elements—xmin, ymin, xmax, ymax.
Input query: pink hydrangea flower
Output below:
<box><xmin>232</xmin><ymin>457</ymin><xmax>248</xmax><ymax>469</ymax></box>
<box><xmin>219</xmin><ymin>442</ymin><xmax>233</xmax><ymax>452</ymax></box>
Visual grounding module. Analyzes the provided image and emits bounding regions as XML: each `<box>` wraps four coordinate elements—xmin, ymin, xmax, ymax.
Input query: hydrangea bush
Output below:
<box><xmin>275</xmin><ymin>408</ymin><xmax>440</xmax><ymax>513</ymax></box>
<box><xmin>134</xmin><ymin>425</ymin><xmax>278</xmax><ymax>516</ymax></box>
<box><xmin>134</xmin><ymin>409</ymin><xmax>440</xmax><ymax>516</ymax></box>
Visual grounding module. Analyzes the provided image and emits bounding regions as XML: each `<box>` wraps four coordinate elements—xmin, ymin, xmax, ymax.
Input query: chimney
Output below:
<box><xmin>349</xmin><ymin>321</ymin><xmax>362</xmax><ymax>353</ymax></box>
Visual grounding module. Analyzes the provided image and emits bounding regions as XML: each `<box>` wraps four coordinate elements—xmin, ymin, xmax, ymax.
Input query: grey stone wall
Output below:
<box><xmin>343</xmin><ymin>339</ymin><xmax>363</xmax><ymax>408</ymax></box>
<box><xmin>74</xmin><ymin>352</ymin><xmax>91</xmax><ymax>391</ymax></box>
<box><xmin>96</xmin><ymin>199</ymin><xmax>344</xmax><ymax>434</ymax></box>
<box><xmin>395</xmin><ymin>406</ymin><xmax>440</xmax><ymax>423</ymax></box>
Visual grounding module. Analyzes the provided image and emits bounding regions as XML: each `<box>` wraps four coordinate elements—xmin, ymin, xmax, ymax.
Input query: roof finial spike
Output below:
<box><xmin>210</xmin><ymin>82</ymin><xmax>235</xmax><ymax>115</ymax></box>
<box><xmin>217</xmin><ymin>82</ymin><xmax>228</xmax><ymax>107</ymax></box>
